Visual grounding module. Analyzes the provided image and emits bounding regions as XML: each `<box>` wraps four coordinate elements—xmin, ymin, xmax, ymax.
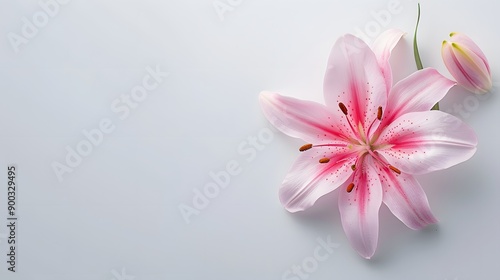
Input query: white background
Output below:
<box><xmin>0</xmin><ymin>0</ymin><xmax>498</xmax><ymax>279</ymax></box>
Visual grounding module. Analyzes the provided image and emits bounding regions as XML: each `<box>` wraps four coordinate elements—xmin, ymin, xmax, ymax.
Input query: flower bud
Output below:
<box><xmin>442</xmin><ymin>32</ymin><xmax>492</xmax><ymax>94</ymax></box>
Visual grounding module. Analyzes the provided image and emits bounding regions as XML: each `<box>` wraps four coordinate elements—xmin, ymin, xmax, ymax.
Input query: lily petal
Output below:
<box><xmin>339</xmin><ymin>156</ymin><xmax>382</xmax><ymax>259</ymax></box>
<box><xmin>379</xmin><ymin>68</ymin><xmax>455</xmax><ymax>129</ymax></box>
<box><xmin>448</xmin><ymin>32</ymin><xmax>491</xmax><ymax>75</ymax></box>
<box><xmin>372</xmin><ymin>29</ymin><xmax>406</xmax><ymax>92</ymax></box>
<box><xmin>442</xmin><ymin>40</ymin><xmax>492</xmax><ymax>94</ymax></box>
<box><xmin>259</xmin><ymin>91</ymin><xmax>350</xmax><ymax>144</ymax></box>
<box><xmin>380</xmin><ymin>168</ymin><xmax>438</xmax><ymax>230</ymax></box>
<box><xmin>376</xmin><ymin>111</ymin><xmax>477</xmax><ymax>175</ymax></box>
<box><xmin>324</xmin><ymin>34</ymin><xmax>387</xmax><ymax>135</ymax></box>
<box><xmin>280</xmin><ymin>146</ymin><xmax>356</xmax><ymax>212</ymax></box>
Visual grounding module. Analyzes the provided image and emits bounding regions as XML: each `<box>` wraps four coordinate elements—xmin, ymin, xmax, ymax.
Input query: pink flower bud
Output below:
<box><xmin>442</xmin><ymin>32</ymin><xmax>492</xmax><ymax>94</ymax></box>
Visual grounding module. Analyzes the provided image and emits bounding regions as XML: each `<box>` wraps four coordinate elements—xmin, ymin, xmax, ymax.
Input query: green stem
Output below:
<box><xmin>413</xmin><ymin>3</ymin><xmax>423</xmax><ymax>71</ymax></box>
<box><xmin>431</xmin><ymin>101</ymin><xmax>440</xmax><ymax>111</ymax></box>
<box><xmin>413</xmin><ymin>4</ymin><xmax>439</xmax><ymax>110</ymax></box>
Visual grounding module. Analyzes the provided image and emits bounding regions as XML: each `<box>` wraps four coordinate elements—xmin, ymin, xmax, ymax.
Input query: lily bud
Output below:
<box><xmin>442</xmin><ymin>32</ymin><xmax>492</xmax><ymax>94</ymax></box>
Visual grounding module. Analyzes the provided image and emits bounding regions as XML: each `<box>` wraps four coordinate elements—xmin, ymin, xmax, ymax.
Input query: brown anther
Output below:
<box><xmin>346</xmin><ymin>183</ymin><xmax>355</xmax><ymax>193</ymax></box>
<box><xmin>389</xmin><ymin>165</ymin><xmax>401</xmax><ymax>175</ymax></box>
<box><xmin>351</xmin><ymin>164</ymin><xmax>356</xmax><ymax>171</ymax></box>
<box><xmin>338</xmin><ymin>102</ymin><xmax>348</xmax><ymax>115</ymax></box>
<box><xmin>319</xmin><ymin>158</ymin><xmax>330</xmax><ymax>164</ymax></box>
<box><xmin>377</xmin><ymin>106</ymin><xmax>383</xmax><ymax>120</ymax></box>
<box><xmin>299</xmin><ymin>144</ymin><xmax>313</xmax><ymax>152</ymax></box>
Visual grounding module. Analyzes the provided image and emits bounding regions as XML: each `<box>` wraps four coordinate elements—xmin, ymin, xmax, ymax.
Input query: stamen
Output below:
<box><xmin>299</xmin><ymin>144</ymin><xmax>313</xmax><ymax>152</ymax></box>
<box><xmin>346</xmin><ymin>183</ymin><xmax>355</xmax><ymax>193</ymax></box>
<box><xmin>366</xmin><ymin>106</ymin><xmax>384</xmax><ymax>139</ymax></box>
<box><xmin>319</xmin><ymin>158</ymin><xmax>330</xmax><ymax>164</ymax></box>
<box><xmin>338</xmin><ymin>102</ymin><xmax>359</xmax><ymax>140</ymax></box>
<box><xmin>389</xmin><ymin>165</ymin><xmax>401</xmax><ymax>175</ymax></box>
<box><xmin>338</xmin><ymin>102</ymin><xmax>348</xmax><ymax>115</ymax></box>
<box><xmin>347</xmin><ymin>155</ymin><xmax>366</xmax><ymax>194</ymax></box>
<box><xmin>377</xmin><ymin>106</ymin><xmax>383</xmax><ymax>120</ymax></box>
<box><xmin>367</xmin><ymin>150</ymin><xmax>402</xmax><ymax>176</ymax></box>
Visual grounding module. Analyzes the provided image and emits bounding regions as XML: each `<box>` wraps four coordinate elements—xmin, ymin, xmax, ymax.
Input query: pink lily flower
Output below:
<box><xmin>259</xmin><ymin>29</ymin><xmax>477</xmax><ymax>259</ymax></box>
<box><xmin>442</xmin><ymin>32</ymin><xmax>492</xmax><ymax>94</ymax></box>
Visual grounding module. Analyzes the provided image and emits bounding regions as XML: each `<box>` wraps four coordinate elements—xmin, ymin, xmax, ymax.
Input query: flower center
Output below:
<box><xmin>339</xmin><ymin>102</ymin><xmax>382</xmax><ymax>146</ymax></box>
<box><xmin>297</xmin><ymin>102</ymin><xmax>401</xmax><ymax>193</ymax></box>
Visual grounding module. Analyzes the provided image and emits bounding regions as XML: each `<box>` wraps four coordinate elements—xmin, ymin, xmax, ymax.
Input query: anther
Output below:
<box><xmin>389</xmin><ymin>165</ymin><xmax>401</xmax><ymax>175</ymax></box>
<box><xmin>299</xmin><ymin>144</ymin><xmax>313</xmax><ymax>152</ymax></box>
<box><xmin>377</xmin><ymin>106</ymin><xmax>383</xmax><ymax>120</ymax></box>
<box><xmin>351</xmin><ymin>164</ymin><xmax>356</xmax><ymax>171</ymax></box>
<box><xmin>338</xmin><ymin>102</ymin><xmax>348</xmax><ymax>115</ymax></box>
<box><xmin>346</xmin><ymin>183</ymin><xmax>355</xmax><ymax>193</ymax></box>
<box><xmin>319</xmin><ymin>158</ymin><xmax>330</xmax><ymax>164</ymax></box>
